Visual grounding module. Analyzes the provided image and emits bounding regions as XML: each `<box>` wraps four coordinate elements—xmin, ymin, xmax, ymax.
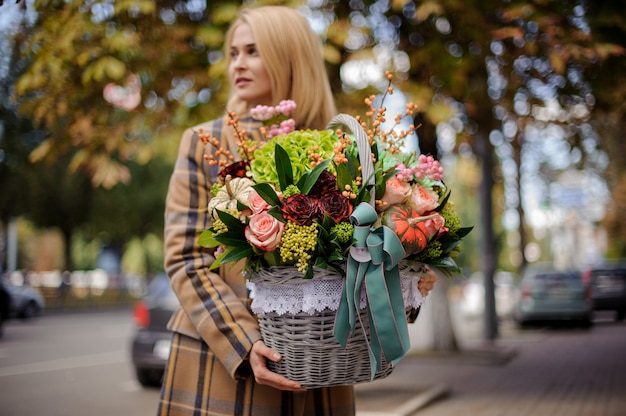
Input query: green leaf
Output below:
<box><xmin>198</xmin><ymin>230</ymin><xmax>220</xmax><ymax>248</ymax></box>
<box><xmin>214</xmin><ymin>231</ymin><xmax>249</xmax><ymax>247</ymax></box>
<box><xmin>313</xmin><ymin>257</ymin><xmax>328</xmax><ymax>269</ymax></box>
<box><xmin>220</xmin><ymin>246</ymin><xmax>254</xmax><ymax>264</ymax></box>
<box><xmin>268</xmin><ymin>206</ymin><xmax>286</xmax><ymax>222</ymax></box>
<box><xmin>335</xmin><ymin>162</ymin><xmax>353</xmax><ymax>193</ymax></box>
<box><xmin>455</xmin><ymin>226</ymin><xmax>474</xmax><ymax>238</ymax></box>
<box><xmin>216</xmin><ymin>210</ymin><xmax>245</xmax><ymax>233</ymax></box>
<box><xmin>298</xmin><ymin>159</ymin><xmax>331</xmax><ymax>195</ymax></box>
<box><xmin>253</xmin><ymin>183</ymin><xmax>281</xmax><ymax>206</ymax></box>
<box><xmin>275</xmin><ymin>144</ymin><xmax>293</xmax><ymax>191</ymax></box>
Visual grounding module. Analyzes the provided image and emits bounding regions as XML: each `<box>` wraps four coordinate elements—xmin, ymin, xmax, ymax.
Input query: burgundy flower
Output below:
<box><xmin>281</xmin><ymin>194</ymin><xmax>322</xmax><ymax>225</ymax></box>
<box><xmin>219</xmin><ymin>160</ymin><xmax>249</xmax><ymax>180</ymax></box>
<box><xmin>319</xmin><ymin>191</ymin><xmax>353</xmax><ymax>223</ymax></box>
<box><xmin>309</xmin><ymin>170</ymin><xmax>337</xmax><ymax>195</ymax></box>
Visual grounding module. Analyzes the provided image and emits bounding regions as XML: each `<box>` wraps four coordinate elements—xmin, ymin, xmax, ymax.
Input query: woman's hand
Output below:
<box><xmin>418</xmin><ymin>267</ymin><xmax>438</xmax><ymax>297</ymax></box>
<box><xmin>249</xmin><ymin>340</ymin><xmax>306</xmax><ymax>391</ymax></box>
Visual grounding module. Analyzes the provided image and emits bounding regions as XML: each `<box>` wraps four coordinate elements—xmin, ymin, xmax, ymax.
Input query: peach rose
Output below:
<box><xmin>422</xmin><ymin>213</ymin><xmax>446</xmax><ymax>238</ymax></box>
<box><xmin>409</xmin><ymin>185</ymin><xmax>440</xmax><ymax>215</ymax></box>
<box><xmin>244</xmin><ymin>211</ymin><xmax>284</xmax><ymax>252</ymax></box>
<box><xmin>378</xmin><ymin>176</ymin><xmax>412</xmax><ymax>212</ymax></box>
<box><xmin>247</xmin><ymin>190</ymin><xmax>272</xmax><ymax>214</ymax></box>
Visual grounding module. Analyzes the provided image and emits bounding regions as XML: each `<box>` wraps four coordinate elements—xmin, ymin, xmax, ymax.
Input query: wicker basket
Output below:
<box><xmin>249</xmin><ymin>114</ymin><xmax>401</xmax><ymax>388</ymax></box>
<box><xmin>251</xmin><ymin>267</ymin><xmax>394</xmax><ymax>388</ymax></box>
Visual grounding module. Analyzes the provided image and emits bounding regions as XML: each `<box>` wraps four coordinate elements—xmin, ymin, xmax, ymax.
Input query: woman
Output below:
<box><xmin>158</xmin><ymin>6</ymin><xmax>357</xmax><ymax>416</ymax></box>
<box><xmin>159</xmin><ymin>5</ymin><xmax>437</xmax><ymax>416</ymax></box>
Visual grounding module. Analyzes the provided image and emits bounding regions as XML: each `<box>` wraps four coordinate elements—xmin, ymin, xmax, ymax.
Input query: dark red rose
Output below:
<box><xmin>219</xmin><ymin>160</ymin><xmax>249</xmax><ymax>180</ymax></box>
<box><xmin>309</xmin><ymin>170</ymin><xmax>337</xmax><ymax>195</ymax></box>
<box><xmin>319</xmin><ymin>191</ymin><xmax>353</xmax><ymax>223</ymax></box>
<box><xmin>281</xmin><ymin>194</ymin><xmax>322</xmax><ymax>225</ymax></box>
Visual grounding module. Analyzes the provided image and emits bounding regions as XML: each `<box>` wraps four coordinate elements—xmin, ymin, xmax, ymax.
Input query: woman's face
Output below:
<box><xmin>228</xmin><ymin>23</ymin><xmax>273</xmax><ymax>107</ymax></box>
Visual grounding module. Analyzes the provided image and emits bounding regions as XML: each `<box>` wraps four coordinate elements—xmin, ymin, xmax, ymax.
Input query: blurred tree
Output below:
<box><xmin>10</xmin><ymin>0</ymin><xmax>242</xmax><ymax>188</ymax></box>
<box><xmin>81</xmin><ymin>155</ymin><xmax>172</xmax><ymax>275</ymax></box>
<box><xmin>25</xmin><ymin>154</ymin><xmax>93</xmax><ymax>271</ymax></box>
<box><xmin>320</xmin><ymin>0</ymin><xmax>622</xmax><ymax>345</ymax></box>
<box><xmin>0</xmin><ymin>1</ymin><xmax>42</xmax><ymax>273</ymax></box>
<box><xmin>585</xmin><ymin>2</ymin><xmax>626</xmax><ymax>258</ymax></box>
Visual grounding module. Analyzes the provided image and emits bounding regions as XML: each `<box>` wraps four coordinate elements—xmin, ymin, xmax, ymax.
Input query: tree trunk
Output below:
<box><xmin>476</xmin><ymin>131</ymin><xmax>498</xmax><ymax>342</ymax></box>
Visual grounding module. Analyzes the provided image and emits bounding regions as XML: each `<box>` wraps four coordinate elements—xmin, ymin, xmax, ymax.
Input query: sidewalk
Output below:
<box><xmin>355</xmin><ymin>313</ymin><xmax>626</xmax><ymax>416</ymax></box>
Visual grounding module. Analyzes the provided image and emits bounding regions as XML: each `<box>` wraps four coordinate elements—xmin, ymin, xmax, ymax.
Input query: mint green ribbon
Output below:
<box><xmin>333</xmin><ymin>202</ymin><xmax>410</xmax><ymax>379</ymax></box>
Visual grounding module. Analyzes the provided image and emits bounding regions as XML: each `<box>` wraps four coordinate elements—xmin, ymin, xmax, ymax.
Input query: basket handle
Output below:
<box><xmin>327</xmin><ymin>114</ymin><xmax>375</xmax><ymax>207</ymax></box>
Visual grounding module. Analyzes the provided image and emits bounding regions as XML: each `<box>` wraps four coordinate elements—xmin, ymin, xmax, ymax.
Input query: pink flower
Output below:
<box><xmin>378</xmin><ymin>176</ymin><xmax>411</xmax><ymax>212</ymax></box>
<box><xmin>422</xmin><ymin>212</ymin><xmax>446</xmax><ymax>238</ymax></box>
<box><xmin>247</xmin><ymin>190</ymin><xmax>272</xmax><ymax>214</ymax></box>
<box><xmin>245</xmin><ymin>211</ymin><xmax>284</xmax><ymax>252</ymax></box>
<box><xmin>409</xmin><ymin>185</ymin><xmax>440</xmax><ymax>215</ymax></box>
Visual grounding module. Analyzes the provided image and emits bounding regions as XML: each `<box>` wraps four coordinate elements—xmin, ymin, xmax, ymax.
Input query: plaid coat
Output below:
<box><xmin>158</xmin><ymin>117</ymin><xmax>356</xmax><ymax>416</ymax></box>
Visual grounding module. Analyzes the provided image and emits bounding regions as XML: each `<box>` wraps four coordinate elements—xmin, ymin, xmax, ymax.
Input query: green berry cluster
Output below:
<box><xmin>331</xmin><ymin>221</ymin><xmax>354</xmax><ymax>244</ymax></box>
<box><xmin>441</xmin><ymin>203</ymin><xmax>461</xmax><ymax>234</ymax></box>
<box><xmin>279</xmin><ymin>221</ymin><xmax>319</xmax><ymax>272</ymax></box>
<box><xmin>282</xmin><ymin>184</ymin><xmax>301</xmax><ymax>199</ymax></box>
<box><xmin>212</xmin><ymin>219</ymin><xmax>228</xmax><ymax>234</ymax></box>
<box><xmin>414</xmin><ymin>240</ymin><xmax>443</xmax><ymax>263</ymax></box>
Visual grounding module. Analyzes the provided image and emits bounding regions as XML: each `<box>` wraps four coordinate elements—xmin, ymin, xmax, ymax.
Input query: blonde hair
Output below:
<box><xmin>225</xmin><ymin>6</ymin><xmax>337</xmax><ymax>130</ymax></box>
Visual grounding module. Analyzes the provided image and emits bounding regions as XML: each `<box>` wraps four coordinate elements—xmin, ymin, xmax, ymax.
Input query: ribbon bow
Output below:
<box><xmin>333</xmin><ymin>202</ymin><xmax>409</xmax><ymax>379</ymax></box>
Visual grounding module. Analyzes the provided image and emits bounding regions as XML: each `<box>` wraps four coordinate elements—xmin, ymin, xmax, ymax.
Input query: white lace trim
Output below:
<box><xmin>247</xmin><ymin>272</ymin><xmax>424</xmax><ymax>316</ymax></box>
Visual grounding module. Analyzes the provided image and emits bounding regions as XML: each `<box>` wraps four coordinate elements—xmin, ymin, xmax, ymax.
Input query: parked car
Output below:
<box><xmin>514</xmin><ymin>267</ymin><xmax>592</xmax><ymax>327</ymax></box>
<box><xmin>0</xmin><ymin>277</ymin><xmax>45</xmax><ymax>320</ymax></box>
<box><xmin>0</xmin><ymin>282</ymin><xmax>10</xmax><ymax>338</ymax></box>
<box><xmin>583</xmin><ymin>262</ymin><xmax>626</xmax><ymax>321</ymax></box>
<box><xmin>131</xmin><ymin>273</ymin><xmax>179</xmax><ymax>387</ymax></box>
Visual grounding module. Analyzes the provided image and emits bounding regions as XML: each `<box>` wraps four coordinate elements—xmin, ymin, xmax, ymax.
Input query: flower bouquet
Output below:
<box><xmin>198</xmin><ymin>74</ymin><xmax>472</xmax><ymax>387</ymax></box>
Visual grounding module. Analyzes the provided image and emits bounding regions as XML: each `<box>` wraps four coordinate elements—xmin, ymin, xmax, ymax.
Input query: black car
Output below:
<box><xmin>584</xmin><ymin>262</ymin><xmax>626</xmax><ymax>321</ymax></box>
<box><xmin>0</xmin><ymin>282</ymin><xmax>10</xmax><ymax>338</ymax></box>
<box><xmin>131</xmin><ymin>273</ymin><xmax>179</xmax><ymax>387</ymax></box>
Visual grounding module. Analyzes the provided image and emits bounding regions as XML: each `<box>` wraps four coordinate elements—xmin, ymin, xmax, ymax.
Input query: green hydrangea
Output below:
<box><xmin>250</xmin><ymin>129</ymin><xmax>339</xmax><ymax>188</ymax></box>
<box><xmin>282</xmin><ymin>184</ymin><xmax>301</xmax><ymax>199</ymax></box>
<box><xmin>210</xmin><ymin>183</ymin><xmax>222</xmax><ymax>197</ymax></box>
<box><xmin>331</xmin><ymin>222</ymin><xmax>354</xmax><ymax>244</ymax></box>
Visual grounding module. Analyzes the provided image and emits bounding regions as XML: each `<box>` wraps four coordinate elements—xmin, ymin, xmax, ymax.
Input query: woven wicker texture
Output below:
<box><xmin>253</xmin><ymin>267</ymin><xmax>394</xmax><ymax>388</ymax></box>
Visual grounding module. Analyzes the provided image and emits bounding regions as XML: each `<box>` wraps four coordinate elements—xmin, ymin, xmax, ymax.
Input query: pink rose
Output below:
<box><xmin>247</xmin><ymin>190</ymin><xmax>272</xmax><ymax>214</ymax></box>
<box><xmin>422</xmin><ymin>213</ymin><xmax>446</xmax><ymax>238</ymax></box>
<box><xmin>245</xmin><ymin>211</ymin><xmax>284</xmax><ymax>252</ymax></box>
<box><xmin>409</xmin><ymin>185</ymin><xmax>440</xmax><ymax>215</ymax></box>
<box><xmin>379</xmin><ymin>176</ymin><xmax>411</xmax><ymax>212</ymax></box>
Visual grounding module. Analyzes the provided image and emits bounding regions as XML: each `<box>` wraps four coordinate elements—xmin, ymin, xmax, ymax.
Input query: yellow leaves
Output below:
<box><xmin>81</xmin><ymin>55</ymin><xmax>126</xmax><ymax>84</ymax></box>
<box><xmin>73</xmin><ymin>152</ymin><xmax>132</xmax><ymax>189</ymax></box>
<box><xmin>491</xmin><ymin>27</ymin><xmax>525</xmax><ymax>42</ymax></box>
<box><xmin>323</xmin><ymin>44</ymin><xmax>342</xmax><ymax>65</ymax></box>
<box><xmin>414</xmin><ymin>1</ymin><xmax>444</xmax><ymax>23</ymax></box>
<box><xmin>196</xmin><ymin>25</ymin><xmax>225</xmax><ymax>48</ymax></box>
<box><xmin>114</xmin><ymin>0</ymin><xmax>156</xmax><ymax>16</ymax></box>
<box><xmin>29</xmin><ymin>140</ymin><xmax>53</xmax><ymax>164</ymax></box>
<box><xmin>104</xmin><ymin>30</ymin><xmax>141</xmax><ymax>53</ymax></box>
<box><xmin>391</xmin><ymin>0</ymin><xmax>412</xmax><ymax>12</ymax></box>
<box><xmin>424</xmin><ymin>101</ymin><xmax>456</xmax><ymax>126</ymax></box>
<box><xmin>210</xmin><ymin>3</ymin><xmax>240</xmax><ymax>25</ymax></box>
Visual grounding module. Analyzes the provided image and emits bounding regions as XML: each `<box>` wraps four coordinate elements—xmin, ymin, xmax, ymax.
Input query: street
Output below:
<box><xmin>1</xmin><ymin>309</ymin><xmax>625</xmax><ymax>416</ymax></box>
<box><xmin>0</xmin><ymin>309</ymin><xmax>159</xmax><ymax>416</ymax></box>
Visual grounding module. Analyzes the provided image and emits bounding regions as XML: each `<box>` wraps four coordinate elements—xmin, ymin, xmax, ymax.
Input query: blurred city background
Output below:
<box><xmin>1</xmin><ymin>0</ymin><xmax>626</xmax><ymax>381</ymax></box>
